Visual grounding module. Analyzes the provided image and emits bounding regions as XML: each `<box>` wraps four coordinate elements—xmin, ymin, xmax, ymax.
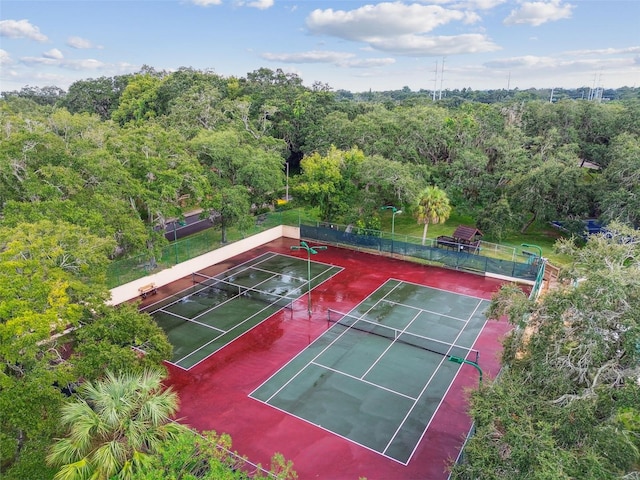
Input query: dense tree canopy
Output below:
<box><xmin>47</xmin><ymin>369</ymin><xmax>184</xmax><ymax>480</ymax></box>
<box><xmin>452</xmin><ymin>224</ymin><xmax>640</xmax><ymax>479</ymax></box>
<box><xmin>1</xmin><ymin>67</ymin><xmax>639</xmax><ymax>479</ymax></box>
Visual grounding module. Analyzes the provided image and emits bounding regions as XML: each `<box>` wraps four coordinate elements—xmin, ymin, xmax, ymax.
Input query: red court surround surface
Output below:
<box><xmin>156</xmin><ymin>238</ymin><xmax>514</xmax><ymax>480</ymax></box>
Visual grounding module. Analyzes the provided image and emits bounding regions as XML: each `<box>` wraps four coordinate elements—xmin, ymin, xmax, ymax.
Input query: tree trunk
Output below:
<box><xmin>422</xmin><ymin>221</ymin><xmax>429</xmax><ymax>246</ymax></box>
<box><xmin>520</xmin><ymin>211</ymin><xmax>537</xmax><ymax>233</ymax></box>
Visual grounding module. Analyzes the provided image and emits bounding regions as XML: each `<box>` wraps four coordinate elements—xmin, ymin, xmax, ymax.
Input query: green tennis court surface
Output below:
<box><xmin>250</xmin><ymin>279</ymin><xmax>490</xmax><ymax>464</ymax></box>
<box><xmin>141</xmin><ymin>252</ymin><xmax>342</xmax><ymax>369</ymax></box>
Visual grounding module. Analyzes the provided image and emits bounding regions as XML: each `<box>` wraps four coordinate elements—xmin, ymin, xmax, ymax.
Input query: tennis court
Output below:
<box><xmin>159</xmin><ymin>238</ymin><xmax>514</xmax><ymax>479</ymax></box>
<box><xmin>141</xmin><ymin>252</ymin><xmax>342</xmax><ymax>369</ymax></box>
<box><xmin>250</xmin><ymin>279</ymin><xmax>489</xmax><ymax>464</ymax></box>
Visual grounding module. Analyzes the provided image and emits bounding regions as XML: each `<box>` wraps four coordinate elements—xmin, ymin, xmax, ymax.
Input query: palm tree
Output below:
<box><xmin>47</xmin><ymin>369</ymin><xmax>184</xmax><ymax>480</ymax></box>
<box><xmin>415</xmin><ymin>185</ymin><xmax>452</xmax><ymax>245</ymax></box>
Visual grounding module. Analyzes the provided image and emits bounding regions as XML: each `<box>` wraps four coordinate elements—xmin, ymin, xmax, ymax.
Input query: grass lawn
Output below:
<box><xmin>383</xmin><ymin>209</ymin><xmax>573</xmax><ymax>267</ymax></box>
<box><xmin>108</xmin><ymin>206</ymin><xmax>573</xmax><ymax>288</ymax></box>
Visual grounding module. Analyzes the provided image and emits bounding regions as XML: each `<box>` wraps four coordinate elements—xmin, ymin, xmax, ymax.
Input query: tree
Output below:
<box><xmin>72</xmin><ymin>303</ymin><xmax>172</xmax><ymax>380</ymax></box>
<box><xmin>131</xmin><ymin>430</ymin><xmax>297</xmax><ymax>480</ymax></box>
<box><xmin>508</xmin><ymin>153</ymin><xmax>591</xmax><ymax>233</ymax></box>
<box><xmin>599</xmin><ymin>133</ymin><xmax>640</xmax><ymax>228</ymax></box>
<box><xmin>111</xmin><ymin>74</ymin><xmax>162</xmax><ymax>125</ymax></box>
<box><xmin>189</xmin><ymin>129</ymin><xmax>285</xmax><ymax>242</ymax></box>
<box><xmin>414</xmin><ymin>185</ymin><xmax>452</xmax><ymax>245</ymax></box>
<box><xmin>293</xmin><ymin>146</ymin><xmax>363</xmax><ymax>222</ymax></box>
<box><xmin>47</xmin><ymin>369</ymin><xmax>185</xmax><ymax>480</ymax></box>
<box><xmin>451</xmin><ymin>223</ymin><xmax>640</xmax><ymax>479</ymax></box>
<box><xmin>352</xmin><ymin>155</ymin><xmax>426</xmax><ymax>214</ymax></box>
<box><xmin>164</xmin><ymin>83</ymin><xmax>226</xmax><ymax>137</ymax></box>
<box><xmin>113</xmin><ymin>124</ymin><xmax>211</xmax><ymax>229</ymax></box>
<box><xmin>210</xmin><ymin>185</ymin><xmax>253</xmax><ymax>244</ymax></box>
<box><xmin>1</xmin><ymin>85</ymin><xmax>66</xmax><ymax>106</ymax></box>
<box><xmin>0</xmin><ymin>220</ymin><xmax>114</xmax><ymax>478</ymax></box>
<box><xmin>476</xmin><ymin>195</ymin><xmax>517</xmax><ymax>242</ymax></box>
<box><xmin>61</xmin><ymin>76</ymin><xmax>130</xmax><ymax>120</ymax></box>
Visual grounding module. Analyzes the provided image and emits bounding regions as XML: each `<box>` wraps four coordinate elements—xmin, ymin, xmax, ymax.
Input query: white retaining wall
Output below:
<box><xmin>108</xmin><ymin>226</ymin><xmax>300</xmax><ymax>306</ymax></box>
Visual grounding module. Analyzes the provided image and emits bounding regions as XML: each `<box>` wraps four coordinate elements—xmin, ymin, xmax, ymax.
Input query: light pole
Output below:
<box><xmin>285</xmin><ymin>161</ymin><xmax>290</xmax><ymax>201</ymax></box>
<box><xmin>449</xmin><ymin>356</ymin><xmax>483</xmax><ymax>387</ymax></box>
<box><xmin>291</xmin><ymin>241</ymin><xmax>327</xmax><ymax>315</ymax></box>
<box><xmin>381</xmin><ymin>206</ymin><xmax>402</xmax><ymax>254</ymax></box>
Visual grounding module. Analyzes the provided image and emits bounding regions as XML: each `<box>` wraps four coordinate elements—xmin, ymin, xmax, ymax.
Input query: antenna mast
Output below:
<box><xmin>433</xmin><ymin>60</ymin><xmax>438</xmax><ymax>102</ymax></box>
<box><xmin>438</xmin><ymin>57</ymin><xmax>445</xmax><ymax>100</ymax></box>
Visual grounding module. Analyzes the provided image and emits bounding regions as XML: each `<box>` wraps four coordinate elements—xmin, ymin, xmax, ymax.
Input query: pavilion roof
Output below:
<box><xmin>451</xmin><ymin>225</ymin><xmax>483</xmax><ymax>241</ymax></box>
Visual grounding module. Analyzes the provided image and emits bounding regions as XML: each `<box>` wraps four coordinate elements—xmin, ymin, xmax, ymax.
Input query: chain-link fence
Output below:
<box><xmin>108</xmin><ymin>211</ymin><xmax>541</xmax><ymax>288</ymax></box>
<box><xmin>300</xmin><ymin>223</ymin><xmax>542</xmax><ymax>282</ymax></box>
<box><xmin>106</xmin><ymin>209</ymin><xmax>306</xmax><ymax>288</ymax></box>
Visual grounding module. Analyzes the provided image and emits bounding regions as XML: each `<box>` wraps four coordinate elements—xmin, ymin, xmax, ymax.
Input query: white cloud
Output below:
<box><xmin>0</xmin><ymin>49</ymin><xmax>14</xmax><ymax>65</ymax></box>
<box><xmin>463</xmin><ymin>0</ymin><xmax>507</xmax><ymax>9</ymax></box>
<box><xmin>43</xmin><ymin>48</ymin><xmax>64</xmax><ymax>60</ymax></box>
<box><xmin>263</xmin><ymin>50</ymin><xmax>356</xmax><ymax>63</ymax></box>
<box><xmin>0</xmin><ymin>19</ymin><xmax>48</xmax><ymax>42</ymax></box>
<box><xmin>368</xmin><ymin>33</ymin><xmax>500</xmax><ymax>56</ymax></box>
<box><xmin>67</xmin><ymin>36</ymin><xmax>94</xmax><ymax>49</ymax></box>
<box><xmin>480</xmin><ymin>52</ymin><xmax>640</xmax><ymax>88</ymax></box>
<box><xmin>347</xmin><ymin>57</ymin><xmax>397</xmax><ymax>68</ymax></box>
<box><xmin>485</xmin><ymin>54</ymin><xmax>554</xmax><ymax>68</ymax></box>
<box><xmin>437</xmin><ymin>0</ymin><xmax>507</xmax><ymax>10</ymax></box>
<box><xmin>307</xmin><ymin>3</ymin><xmax>471</xmax><ymax>40</ymax></box>
<box><xmin>563</xmin><ymin>46</ymin><xmax>640</xmax><ymax>57</ymax></box>
<box><xmin>235</xmin><ymin>0</ymin><xmax>274</xmax><ymax>9</ymax></box>
<box><xmin>261</xmin><ymin>50</ymin><xmax>396</xmax><ymax>68</ymax></box>
<box><xmin>504</xmin><ymin>0</ymin><xmax>574</xmax><ymax>27</ymax></box>
<box><xmin>64</xmin><ymin>58</ymin><xmax>107</xmax><ymax>71</ymax></box>
<box><xmin>19</xmin><ymin>53</ymin><xmax>108</xmax><ymax>71</ymax></box>
<box><xmin>305</xmin><ymin>2</ymin><xmax>498</xmax><ymax>56</ymax></box>
<box><xmin>188</xmin><ymin>0</ymin><xmax>223</xmax><ymax>6</ymax></box>
<box><xmin>20</xmin><ymin>56</ymin><xmax>60</xmax><ymax>67</ymax></box>
<box><xmin>481</xmin><ymin>46</ymin><xmax>640</xmax><ymax>76</ymax></box>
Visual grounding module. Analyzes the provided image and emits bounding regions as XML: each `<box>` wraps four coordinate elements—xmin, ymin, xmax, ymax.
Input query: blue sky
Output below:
<box><xmin>1</xmin><ymin>0</ymin><xmax>639</xmax><ymax>93</ymax></box>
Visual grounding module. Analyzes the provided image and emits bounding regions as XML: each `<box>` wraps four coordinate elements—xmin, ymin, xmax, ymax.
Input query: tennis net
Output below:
<box><xmin>192</xmin><ymin>272</ymin><xmax>296</xmax><ymax>310</ymax></box>
<box><xmin>327</xmin><ymin>309</ymin><xmax>480</xmax><ymax>363</ymax></box>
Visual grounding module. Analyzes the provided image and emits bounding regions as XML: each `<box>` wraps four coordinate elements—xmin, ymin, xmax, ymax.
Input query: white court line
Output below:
<box><xmin>191</xmin><ymin>273</ymin><xmax>285</xmax><ymax>322</ymax></box>
<box><xmin>248</xmin><ymin>395</ymin><xmax>408</xmax><ymax>465</ymax></box>
<box><xmin>389</xmin><ymin>276</ymin><xmax>490</xmax><ymax>300</ymax></box>
<box><xmin>360</xmin><ymin>309</ymin><xmax>423</xmax><ymax>379</ymax></box>
<box><xmin>140</xmin><ymin>252</ymin><xmax>278</xmax><ymax>313</ymax></box>
<box><xmin>250</xmin><ymin>279</ymin><xmax>489</xmax><ymax>464</ymax></box>
<box><xmin>310</xmin><ymin>361</ymin><xmax>417</xmax><ymax>401</ymax></box>
<box><xmin>190</xmin><ymin>291</ymin><xmax>244</xmax><ymax>321</ymax></box>
<box><xmin>378</xmin><ymin>298</ymin><xmax>469</xmax><ymax>323</ymax></box>
<box><xmin>250</xmin><ymin>265</ymin><xmax>308</xmax><ymax>284</ymax></box>
<box><xmin>384</xmin><ymin>297</ymin><xmax>486</xmax><ymax>462</ymax></box>
<box><xmin>259</xmin><ymin>305</ymin><xmax>377</xmax><ymax>404</ymax></box>
<box><xmin>174</xmin><ymin>297</ymin><xmax>291</xmax><ymax>369</ymax></box>
<box><xmin>156</xmin><ymin>307</ymin><xmax>226</xmax><ymax>333</ymax></box>
<box><xmin>402</xmin><ymin>298</ymin><xmax>486</xmax><ymax>464</ymax></box>
<box><xmin>175</xmin><ymin>259</ymin><xmax>343</xmax><ymax>370</ymax></box>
